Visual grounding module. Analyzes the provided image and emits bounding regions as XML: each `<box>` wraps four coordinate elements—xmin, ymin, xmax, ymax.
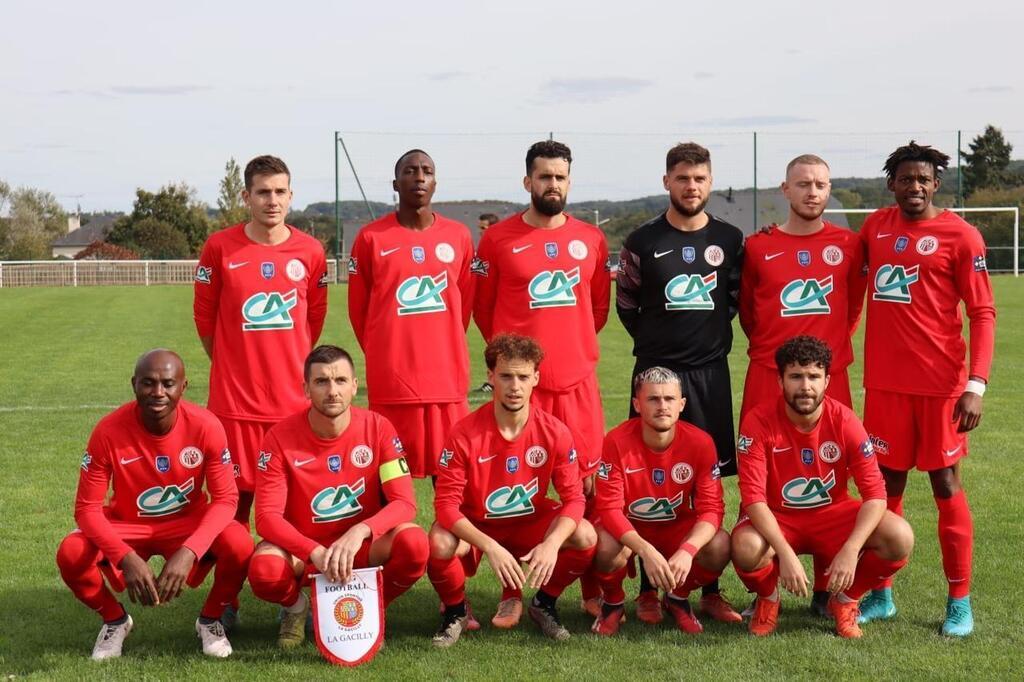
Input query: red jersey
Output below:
<box><xmin>596</xmin><ymin>419</ymin><xmax>724</xmax><ymax>541</ymax></box>
<box><xmin>737</xmin><ymin>396</ymin><xmax>885</xmax><ymax>513</ymax></box>
<box><xmin>433</xmin><ymin>403</ymin><xmax>585</xmax><ymax>530</ymax></box>
<box><xmin>348</xmin><ymin>212</ymin><xmax>474</xmax><ymax>404</ymax></box>
<box><xmin>862</xmin><ymin>207</ymin><xmax>995</xmax><ymax>397</ymax></box>
<box><xmin>740</xmin><ymin>222</ymin><xmax>866</xmax><ymax>370</ymax></box>
<box><xmin>472</xmin><ymin>214</ymin><xmax>611</xmax><ymax>391</ymax></box>
<box><xmin>254</xmin><ymin>407</ymin><xmax>416</xmax><ymax>561</ymax></box>
<box><xmin>194</xmin><ymin>223</ymin><xmax>328</xmax><ymax>421</ymax></box>
<box><xmin>74</xmin><ymin>400</ymin><xmax>237</xmax><ymax>566</ymax></box>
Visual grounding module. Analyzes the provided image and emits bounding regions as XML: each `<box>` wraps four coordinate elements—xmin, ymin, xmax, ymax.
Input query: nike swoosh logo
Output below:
<box><xmin>764</xmin><ymin>252</ymin><xmax>784</xmax><ymax>261</ymax></box>
<box><xmin>512</xmin><ymin>245</ymin><xmax>532</xmax><ymax>254</ymax></box>
<box><xmin>716</xmin><ymin>459</ymin><xmax>733</xmax><ymax>469</ymax></box>
<box><xmin>120</xmin><ymin>456</ymin><xmax>141</xmax><ymax>465</ymax></box>
<box><xmin>294</xmin><ymin>458</ymin><xmax>315</xmax><ymax>467</ymax></box>
<box><xmin>478</xmin><ymin>455</ymin><xmax>497</xmax><ymax>463</ymax></box>
<box><xmin>944</xmin><ymin>445</ymin><xmax>963</xmax><ymax>457</ymax></box>
<box><xmin>876</xmin><ymin>233</ymin><xmax>892</xmax><ymax>239</ymax></box>
<box><xmin>585</xmin><ymin>460</ymin><xmax>600</xmax><ymax>470</ymax></box>
<box><xmin>771</xmin><ymin>446</ymin><xmax>791</xmax><ymax>453</ymax></box>
<box><xmin>654</xmin><ymin>250</ymin><xmax>673</xmax><ymax>258</ymax></box>
<box><xmin>379</xmin><ymin>247</ymin><xmax>400</xmax><ymax>257</ymax></box>
<box><xmin>625</xmin><ymin>467</ymin><xmax>645</xmax><ymax>474</ymax></box>
<box><xmin>228</xmin><ymin>261</ymin><xmax>248</xmax><ymax>269</ymax></box>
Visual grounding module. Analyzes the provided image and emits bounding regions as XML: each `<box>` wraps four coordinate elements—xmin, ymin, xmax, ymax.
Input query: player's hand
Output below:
<box><xmin>310</xmin><ymin>545</ymin><xmax>329</xmax><ymax>576</ymax></box>
<box><xmin>666</xmin><ymin>549</ymin><xmax>694</xmax><ymax>588</ymax></box>
<box><xmin>953</xmin><ymin>391</ymin><xmax>983</xmax><ymax>433</ymax></box>
<box><xmin>638</xmin><ymin>546</ymin><xmax>675</xmax><ymax>592</ymax></box>
<box><xmin>484</xmin><ymin>542</ymin><xmax>525</xmax><ymax>590</ymax></box>
<box><xmin>120</xmin><ymin>551</ymin><xmax>160</xmax><ymax>606</ymax></box>
<box><xmin>825</xmin><ymin>545</ymin><xmax>858</xmax><ymax>595</ymax></box>
<box><xmin>156</xmin><ymin>547</ymin><xmax>196</xmax><ymax>604</ymax></box>
<box><xmin>324</xmin><ymin>524</ymin><xmax>371</xmax><ymax>584</ymax></box>
<box><xmin>777</xmin><ymin>551</ymin><xmax>809</xmax><ymax>598</ymax></box>
<box><xmin>582</xmin><ymin>474</ymin><xmax>596</xmax><ymax>498</ymax></box>
<box><xmin>520</xmin><ymin>539</ymin><xmax>560</xmax><ymax>589</ymax></box>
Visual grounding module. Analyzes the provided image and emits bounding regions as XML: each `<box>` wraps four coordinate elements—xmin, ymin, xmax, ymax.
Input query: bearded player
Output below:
<box><xmin>194</xmin><ymin>155</ymin><xmax>329</xmax><ymax>532</ymax></box>
<box><xmin>472</xmin><ymin>140</ymin><xmax>611</xmax><ymax>623</ymax></box>
<box><xmin>247</xmin><ymin>345</ymin><xmax>428</xmax><ymax>649</ymax></box>
<box><xmin>616</xmin><ymin>141</ymin><xmax>744</xmax><ymax>624</ymax></box>
<box><xmin>591</xmin><ymin>367</ymin><xmax>732</xmax><ymax>636</ymax></box>
<box><xmin>732</xmin><ymin>336</ymin><xmax>914</xmax><ymax>638</ymax></box>
<box><xmin>427</xmin><ymin>334</ymin><xmax>596</xmax><ymax>647</ymax></box>
<box><xmin>739</xmin><ymin>154</ymin><xmax>867</xmax><ymax>614</ymax></box>
<box><xmin>56</xmin><ymin>350</ymin><xmax>253</xmax><ymax>660</ymax></box>
<box><xmin>858</xmin><ymin>142</ymin><xmax>995</xmax><ymax>636</ymax></box>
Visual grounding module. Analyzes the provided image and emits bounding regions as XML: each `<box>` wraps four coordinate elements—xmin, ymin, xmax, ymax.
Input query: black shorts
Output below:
<box><xmin>629</xmin><ymin>356</ymin><xmax>737</xmax><ymax>477</ymax></box>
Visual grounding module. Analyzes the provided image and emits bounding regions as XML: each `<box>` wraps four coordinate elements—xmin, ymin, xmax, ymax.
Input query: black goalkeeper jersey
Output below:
<box><xmin>616</xmin><ymin>212</ymin><xmax>743</xmax><ymax>367</ymax></box>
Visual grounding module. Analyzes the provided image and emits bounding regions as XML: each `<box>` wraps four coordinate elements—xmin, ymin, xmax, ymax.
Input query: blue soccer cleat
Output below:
<box><xmin>857</xmin><ymin>588</ymin><xmax>897</xmax><ymax>624</ymax></box>
<box><xmin>941</xmin><ymin>596</ymin><xmax>974</xmax><ymax>637</ymax></box>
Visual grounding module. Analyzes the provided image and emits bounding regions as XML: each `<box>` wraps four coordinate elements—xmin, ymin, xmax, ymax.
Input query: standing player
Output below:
<box><xmin>859</xmin><ymin>142</ymin><xmax>995</xmax><ymax>636</ymax></box>
<box><xmin>247</xmin><ymin>345</ymin><xmax>428</xmax><ymax>649</ymax></box>
<box><xmin>591</xmin><ymin>367</ymin><xmax>732</xmax><ymax>636</ymax></box>
<box><xmin>739</xmin><ymin>154</ymin><xmax>867</xmax><ymax>613</ymax></box>
<box><xmin>472</xmin><ymin>140</ymin><xmax>610</xmax><ymax>621</ymax></box>
<box><xmin>194</xmin><ymin>154</ymin><xmax>329</xmax><ymax>527</ymax></box>
<box><xmin>732</xmin><ymin>336</ymin><xmax>914</xmax><ymax>638</ymax></box>
<box><xmin>427</xmin><ymin>334</ymin><xmax>596</xmax><ymax>647</ymax></box>
<box><xmin>348</xmin><ymin>149</ymin><xmax>474</xmax><ymax>479</ymax></box>
<box><xmin>616</xmin><ymin>142</ymin><xmax>744</xmax><ymax>623</ymax></box>
<box><xmin>56</xmin><ymin>350</ymin><xmax>253</xmax><ymax>660</ymax></box>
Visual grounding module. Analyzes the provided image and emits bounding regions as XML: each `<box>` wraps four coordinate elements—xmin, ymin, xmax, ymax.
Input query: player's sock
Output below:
<box><xmin>56</xmin><ymin>534</ymin><xmax>126</xmax><ymax>623</ymax></box>
<box><xmin>878</xmin><ymin>495</ymin><xmax>905</xmax><ymax>590</ymax></box>
<box><xmin>428</xmin><ymin>555</ymin><xmax>467</xmax><ymax>607</ymax></box>
<box><xmin>500</xmin><ymin>585</ymin><xmax>524</xmax><ymax>601</ymax></box>
<box><xmin>544</xmin><ymin>545</ymin><xmax>596</xmax><ymax>598</ymax></box>
<box><xmin>247</xmin><ymin>553</ymin><xmax>300</xmax><ymax>607</ymax></box>
<box><xmin>234</xmin><ymin>491</ymin><xmax>254</xmax><ymax>525</ymax></box>
<box><xmin>812</xmin><ymin>554</ymin><xmax>829</xmax><ymax>593</ymax></box>
<box><xmin>936</xmin><ymin>490</ymin><xmax>973</xmax><ymax>599</ymax></box>
<box><xmin>579</xmin><ymin>569</ymin><xmax>602</xmax><ymax>602</ymax></box>
<box><xmin>676</xmin><ymin>560</ymin><xmax>718</xmax><ymax>598</ymax></box>
<box><xmin>382</xmin><ymin>526</ymin><xmax>429</xmax><ymax>607</ymax></box>
<box><xmin>735</xmin><ymin>561</ymin><xmax>779</xmax><ymax>599</ymax></box>
<box><xmin>200</xmin><ymin>526</ymin><xmax>254</xmax><ymax>620</ymax></box>
<box><xmin>845</xmin><ymin>550</ymin><xmax>908</xmax><ymax>601</ymax></box>
<box><xmin>700</xmin><ymin>578</ymin><xmax>720</xmax><ymax>597</ymax></box>
<box><xmin>533</xmin><ymin>589</ymin><xmax>557</xmax><ymax>610</ymax></box>
<box><xmin>595</xmin><ymin>566</ymin><xmax>628</xmax><ymax>606</ymax></box>
<box><xmin>637</xmin><ymin>558</ymin><xmax>655</xmax><ymax>594</ymax></box>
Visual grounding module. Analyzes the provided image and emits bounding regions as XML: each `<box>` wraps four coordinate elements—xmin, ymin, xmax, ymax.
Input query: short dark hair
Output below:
<box><xmin>775</xmin><ymin>335</ymin><xmax>832</xmax><ymax>376</ymax></box>
<box><xmin>666</xmin><ymin>142</ymin><xmax>711</xmax><ymax>172</ymax></box>
<box><xmin>526</xmin><ymin>140</ymin><xmax>572</xmax><ymax>174</ymax></box>
<box><xmin>484</xmin><ymin>333</ymin><xmax>544</xmax><ymax>371</ymax></box>
<box><xmin>394</xmin><ymin>149</ymin><xmax>432</xmax><ymax>178</ymax></box>
<box><xmin>883</xmin><ymin>141</ymin><xmax>950</xmax><ymax>180</ymax></box>
<box><xmin>244</xmin><ymin>155</ymin><xmax>290</xmax><ymax>190</ymax></box>
<box><xmin>478</xmin><ymin>212</ymin><xmax>499</xmax><ymax>225</ymax></box>
<box><xmin>304</xmin><ymin>345</ymin><xmax>355</xmax><ymax>381</ymax></box>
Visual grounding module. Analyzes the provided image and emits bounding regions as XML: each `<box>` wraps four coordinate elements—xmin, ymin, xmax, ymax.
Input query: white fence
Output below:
<box><xmin>0</xmin><ymin>259</ymin><xmax>346</xmax><ymax>288</ymax></box>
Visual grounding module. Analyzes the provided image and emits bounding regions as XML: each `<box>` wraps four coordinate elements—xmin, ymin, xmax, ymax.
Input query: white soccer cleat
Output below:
<box><xmin>195</xmin><ymin>618</ymin><xmax>233</xmax><ymax>658</ymax></box>
<box><xmin>91</xmin><ymin>615</ymin><xmax>133</xmax><ymax>661</ymax></box>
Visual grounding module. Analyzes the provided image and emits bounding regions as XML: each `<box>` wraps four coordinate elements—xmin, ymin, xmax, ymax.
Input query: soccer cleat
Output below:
<box><xmin>195</xmin><ymin>618</ymin><xmax>233</xmax><ymax>658</ymax></box>
<box><xmin>740</xmin><ymin>597</ymin><xmax>757</xmax><ymax>619</ymax></box>
<box><xmin>528</xmin><ymin>601</ymin><xmax>571</xmax><ymax>642</ymax></box>
<box><xmin>698</xmin><ymin>592</ymin><xmax>743</xmax><ymax>623</ymax></box>
<box><xmin>857</xmin><ymin>588</ymin><xmax>897</xmax><ymax>624</ymax></box>
<box><xmin>635</xmin><ymin>590</ymin><xmax>664</xmax><ymax>624</ymax></box>
<box><xmin>591</xmin><ymin>603</ymin><xmax>625</xmax><ymax>637</ymax></box>
<box><xmin>810</xmin><ymin>590</ymin><xmax>831</xmax><ymax>618</ymax></box>
<box><xmin>748</xmin><ymin>598</ymin><xmax>780</xmax><ymax>637</ymax></box>
<box><xmin>466</xmin><ymin>602</ymin><xmax>482</xmax><ymax>631</ymax></box>
<box><xmin>432</xmin><ymin>610</ymin><xmax>469</xmax><ymax>648</ymax></box>
<box><xmin>663</xmin><ymin>597</ymin><xmax>703</xmax><ymax>634</ymax></box>
<box><xmin>91</xmin><ymin>615</ymin><xmax>133</xmax><ymax>661</ymax></box>
<box><xmin>941</xmin><ymin>596</ymin><xmax>974</xmax><ymax>637</ymax></box>
<box><xmin>581</xmin><ymin>596</ymin><xmax>602</xmax><ymax>619</ymax></box>
<box><xmin>277</xmin><ymin>594</ymin><xmax>309</xmax><ymax>649</ymax></box>
<box><xmin>491</xmin><ymin>597</ymin><xmax>523</xmax><ymax>629</ymax></box>
<box><xmin>828</xmin><ymin>597</ymin><xmax>863</xmax><ymax>639</ymax></box>
<box><xmin>220</xmin><ymin>604</ymin><xmax>240</xmax><ymax>634</ymax></box>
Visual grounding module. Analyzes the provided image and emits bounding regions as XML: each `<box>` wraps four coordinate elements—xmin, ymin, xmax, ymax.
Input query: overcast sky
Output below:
<box><xmin>2</xmin><ymin>0</ymin><xmax>1021</xmax><ymax>212</ymax></box>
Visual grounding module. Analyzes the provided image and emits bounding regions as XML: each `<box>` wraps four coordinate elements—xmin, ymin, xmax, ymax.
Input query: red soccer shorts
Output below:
<box><xmin>532</xmin><ymin>371</ymin><xmax>605</xmax><ymax>477</ymax></box>
<box><xmin>371</xmin><ymin>400</ymin><xmax>469</xmax><ymax>478</ymax></box>
<box><xmin>734</xmin><ymin>498</ymin><xmax>862</xmax><ymax>564</ymax></box>
<box><xmin>740</xmin><ymin>362</ymin><xmax>852</xmax><ymax>425</ymax></box>
<box><xmin>864</xmin><ymin>388</ymin><xmax>968</xmax><ymax>472</ymax></box>
<box><xmin>220</xmin><ymin>417</ymin><xmax>275</xmax><ymax>492</ymax></box>
<box><xmin>294</xmin><ymin>538</ymin><xmax>374</xmax><ymax>584</ymax></box>
<box><xmin>599</xmin><ymin>518</ymin><xmax>697</xmax><ymax>559</ymax></box>
<box><xmin>460</xmin><ymin>498</ymin><xmax>565</xmax><ymax>577</ymax></box>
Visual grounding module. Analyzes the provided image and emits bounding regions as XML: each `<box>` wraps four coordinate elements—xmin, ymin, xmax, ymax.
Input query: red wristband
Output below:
<box><xmin>680</xmin><ymin>542</ymin><xmax>698</xmax><ymax>557</ymax></box>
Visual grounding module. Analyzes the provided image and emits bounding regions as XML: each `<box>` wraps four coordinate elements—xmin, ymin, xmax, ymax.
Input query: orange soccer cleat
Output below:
<box><xmin>491</xmin><ymin>598</ymin><xmax>523</xmax><ymax>629</ymax></box>
<box><xmin>748</xmin><ymin>597</ymin><xmax>780</xmax><ymax>637</ymax></box>
<box><xmin>698</xmin><ymin>592</ymin><xmax>744</xmax><ymax>624</ymax></box>
<box><xmin>828</xmin><ymin>596</ymin><xmax>863</xmax><ymax>639</ymax></box>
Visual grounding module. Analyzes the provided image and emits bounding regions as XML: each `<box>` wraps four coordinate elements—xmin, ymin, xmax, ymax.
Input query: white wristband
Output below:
<box><xmin>965</xmin><ymin>379</ymin><xmax>987</xmax><ymax>396</ymax></box>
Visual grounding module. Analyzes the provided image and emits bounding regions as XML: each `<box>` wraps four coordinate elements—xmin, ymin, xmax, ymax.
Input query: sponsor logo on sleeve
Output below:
<box><xmin>347</xmin><ymin>256</ymin><xmax>358</xmax><ymax>274</ymax></box>
<box><xmin>859</xmin><ymin>440</ymin><xmax>875</xmax><ymax>458</ymax></box>
<box><xmin>257</xmin><ymin>451</ymin><xmax>271</xmax><ymax>472</ymax></box>
<box><xmin>737</xmin><ymin>434</ymin><xmax>753</xmax><ymax>454</ymax></box>
<box><xmin>869</xmin><ymin>435</ymin><xmax>889</xmax><ymax>455</ymax></box>
<box><xmin>439</xmin><ymin>449</ymin><xmax>454</xmax><ymax>468</ymax></box>
<box><xmin>568</xmin><ymin>448</ymin><xmax>577</xmax><ymax>464</ymax></box>
<box><xmin>973</xmin><ymin>255</ymin><xmax>987</xmax><ymax>272</ymax></box>
<box><xmin>470</xmin><ymin>257</ymin><xmax>489</xmax><ymax>276</ymax></box>
<box><xmin>318</xmin><ymin>270</ymin><xmax>330</xmax><ymax>288</ymax></box>
<box><xmin>392</xmin><ymin>436</ymin><xmax>405</xmax><ymax>454</ymax></box>
<box><xmin>220</xmin><ymin>448</ymin><xmax>232</xmax><ymax>465</ymax></box>
<box><xmin>194</xmin><ymin>266</ymin><xmax>212</xmax><ymax>284</ymax></box>
<box><xmin>597</xmin><ymin>462</ymin><xmax>611</xmax><ymax>480</ymax></box>
<box><xmin>80</xmin><ymin>452</ymin><xmax>91</xmax><ymax>471</ymax></box>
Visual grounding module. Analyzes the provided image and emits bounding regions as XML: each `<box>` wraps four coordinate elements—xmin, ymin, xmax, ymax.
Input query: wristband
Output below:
<box><xmin>965</xmin><ymin>379</ymin><xmax>987</xmax><ymax>397</ymax></box>
<box><xmin>680</xmin><ymin>542</ymin><xmax>698</xmax><ymax>557</ymax></box>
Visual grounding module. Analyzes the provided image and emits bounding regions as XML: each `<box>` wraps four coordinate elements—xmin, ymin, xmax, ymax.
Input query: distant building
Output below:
<box><xmin>51</xmin><ymin>215</ymin><xmax>118</xmax><ymax>259</ymax></box>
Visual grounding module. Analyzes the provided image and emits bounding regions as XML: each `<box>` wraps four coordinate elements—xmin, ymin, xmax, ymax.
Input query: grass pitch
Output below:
<box><xmin>0</xmin><ymin>279</ymin><xmax>1021</xmax><ymax>680</ymax></box>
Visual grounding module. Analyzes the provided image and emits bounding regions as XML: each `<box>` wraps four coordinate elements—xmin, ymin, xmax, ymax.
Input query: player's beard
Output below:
<box><xmin>313</xmin><ymin>400</ymin><xmax>349</xmax><ymax>419</ymax></box>
<box><xmin>784</xmin><ymin>391</ymin><xmax>823</xmax><ymax>416</ymax></box>
<box><xmin>500</xmin><ymin>400</ymin><xmax>526</xmax><ymax>413</ymax></box>
<box><xmin>532</xmin><ymin>190</ymin><xmax>566</xmax><ymax>217</ymax></box>
<box><xmin>670</xmin><ymin>194</ymin><xmax>708</xmax><ymax>218</ymax></box>
<box><xmin>791</xmin><ymin>202</ymin><xmax>825</xmax><ymax>221</ymax></box>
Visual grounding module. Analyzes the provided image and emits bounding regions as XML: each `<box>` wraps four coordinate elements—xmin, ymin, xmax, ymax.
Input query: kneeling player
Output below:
<box><xmin>247</xmin><ymin>345</ymin><xmax>428</xmax><ymax>649</ymax></box>
<box><xmin>592</xmin><ymin>367</ymin><xmax>736</xmax><ymax>636</ymax></box>
<box><xmin>56</xmin><ymin>350</ymin><xmax>253</xmax><ymax>660</ymax></box>
<box><xmin>731</xmin><ymin>336</ymin><xmax>914</xmax><ymax>638</ymax></box>
<box><xmin>428</xmin><ymin>334</ymin><xmax>596</xmax><ymax>647</ymax></box>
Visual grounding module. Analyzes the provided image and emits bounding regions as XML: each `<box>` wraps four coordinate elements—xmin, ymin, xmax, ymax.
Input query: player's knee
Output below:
<box><xmin>885</xmin><ymin>514</ymin><xmax>915</xmax><ymax>560</ymax></box>
<box><xmin>697</xmin><ymin>529</ymin><xmax>732</xmax><ymax>570</ymax></box>
<box><xmin>428</xmin><ymin>525</ymin><xmax>459</xmax><ymax>561</ymax></box>
<box><xmin>247</xmin><ymin>552</ymin><xmax>295</xmax><ymax>602</ymax></box>
<box><xmin>730</xmin><ymin>528</ymin><xmax>766</xmax><ymax>570</ymax></box>
<box><xmin>392</xmin><ymin>525</ymin><xmax>430</xmax><ymax>570</ymax></box>
<box><xmin>928</xmin><ymin>467</ymin><xmax>960</xmax><ymax>498</ymax></box>
<box><xmin>568</xmin><ymin>519</ymin><xmax>597</xmax><ymax>549</ymax></box>
<box><xmin>218</xmin><ymin>522</ymin><xmax>256</xmax><ymax>567</ymax></box>
<box><xmin>593</xmin><ymin>534</ymin><xmax>627</xmax><ymax>573</ymax></box>
<box><xmin>55</xmin><ymin>532</ymin><xmax>93</xmax><ymax>576</ymax></box>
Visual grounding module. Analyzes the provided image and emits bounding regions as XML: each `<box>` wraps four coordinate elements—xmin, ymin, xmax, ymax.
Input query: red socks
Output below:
<box><xmin>381</xmin><ymin>527</ymin><xmax>429</xmax><ymax>607</ymax></box>
<box><xmin>845</xmin><ymin>550</ymin><xmax>908</xmax><ymax>600</ymax></box>
<box><xmin>596</xmin><ymin>566</ymin><xmax>628</xmax><ymax>605</ymax></box>
<box><xmin>428</xmin><ymin>555</ymin><xmax>467</xmax><ymax>607</ymax></box>
<box><xmin>879</xmin><ymin>495</ymin><xmax>905</xmax><ymax>590</ymax></box>
<box><xmin>56</xmin><ymin>532</ymin><xmax>125</xmax><ymax>622</ymax></box>
<box><xmin>672</xmin><ymin>560</ymin><xmax>719</xmax><ymax>599</ymax></box>
<box><xmin>735</xmin><ymin>560</ymin><xmax>779</xmax><ymax>599</ymax></box>
<box><xmin>199</xmin><ymin>521</ymin><xmax>254</xmax><ymax>619</ymax></box>
<box><xmin>543</xmin><ymin>546</ymin><xmax>597</xmax><ymax>598</ymax></box>
<box><xmin>936</xmin><ymin>490</ymin><xmax>973</xmax><ymax>598</ymax></box>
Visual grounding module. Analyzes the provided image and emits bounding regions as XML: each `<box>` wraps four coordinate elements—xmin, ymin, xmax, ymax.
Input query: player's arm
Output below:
<box><xmin>346</xmin><ymin>232</ymin><xmax>372</xmax><ymax>349</ymax></box>
<box><xmin>456</xmin><ymin>229</ymin><xmax>476</xmax><ymax>330</ymax></box>
<box><xmin>952</xmin><ymin>229</ymin><xmax>997</xmax><ymax>432</ymax></box>
<box><xmin>727</xmin><ymin>237</ymin><xmax>744</xmax><ymax>320</ymax></box>
<box><xmin>669</xmin><ymin>438</ymin><xmax>726</xmax><ymax>585</ymax></box>
<box><xmin>254</xmin><ymin>436</ymin><xmax>321</xmax><ymax>563</ymax></box>
<box><xmin>307</xmin><ymin>245</ymin><xmax>329</xmax><ymax>345</ymax></box>
<box><xmin>845</xmin><ymin>236</ymin><xmax>868</xmax><ymax>336</ymax></box>
<box><xmin>738</xmin><ymin>238</ymin><xmax>758</xmax><ymax>338</ymax></box>
<box><xmin>470</xmin><ymin>233</ymin><xmax>497</xmax><ymax>340</ymax></box>
<box><xmin>193</xmin><ymin>239</ymin><xmax>221</xmax><ymax>360</ymax></box>
<box><xmin>591</xmin><ymin>234</ymin><xmax>612</xmax><ymax>333</ymax></box>
<box><xmin>615</xmin><ymin>241</ymin><xmax>643</xmax><ymax>337</ymax></box>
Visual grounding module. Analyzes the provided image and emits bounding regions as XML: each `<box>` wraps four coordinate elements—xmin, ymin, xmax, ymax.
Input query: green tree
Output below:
<box><xmin>217</xmin><ymin>158</ymin><xmax>248</xmax><ymax>227</ymax></box>
<box><xmin>108</xmin><ymin>183</ymin><xmax>213</xmax><ymax>257</ymax></box>
<box><xmin>961</xmin><ymin>125</ymin><xmax>1015</xmax><ymax>197</ymax></box>
<box><xmin>131</xmin><ymin>217</ymin><xmax>191</xmax><ymax>259</ymax></box>
<box><xmin>0</xmin><ymin>184</ymin><xmax>68</xmax><ymax>260</ymax></box>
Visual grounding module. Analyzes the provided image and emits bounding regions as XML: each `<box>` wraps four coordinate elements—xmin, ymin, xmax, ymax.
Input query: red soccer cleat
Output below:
<box><xmin>828</xmin><ymin>596</ymin><xmax>863</xmax><ymax>639</ymax></box>
<box><xmin>663</xmin><ymin>597</ymin><xmax>703</xmax><ymax>634</ymax></box>
<box><xmin>635</xmin><ymin>591</ymin><xmax>663</xmax><ymax>624</ymax></box>
<box><xmin>698</xmin><ymin>592</ymin><xmax>743</xmax><ymax>624</ymax></box>
<box><xmin>581</xmin><ymin>596</ymin><xmax>602</xmax><ymax>619</ymax></box>
<box><xmin>591</xmin><ymin>604</ymin><xmax>626</xmax><ymax>637</ymax></box>
<box><xmin>748</xmin><ymin>597</ymin><xmax>780</xmax><ymax>637</ymax></box>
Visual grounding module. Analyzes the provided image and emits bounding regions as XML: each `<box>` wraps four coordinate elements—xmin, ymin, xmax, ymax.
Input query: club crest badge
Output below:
<box><xmin>506</xmin><ymin>456</ymin><xmax>520</xmax><ymax>474</ymax></box>
<box><xmin>545</xmin><ymin>242</ymin><xmax>558</xmax><ymax>259</ymax></box>
<box><xmin>797</xmin><ymin>250</ymin><xmax>811</xmax><ymax>267</ymax></box>
<box><xmin>156</xmin><ymin>455</ymin><xmax>170</xmax><ymax>473</ymax></box>
<box><xmin>328</xmin><ymin>455</ymin><xmax>342</xmax><ymax>473</ymax></box>
<box><xmin>894</xmin><ymin>236</ymin><xmax>909</xmax><ymax>253</ymax></box>
<box><xmin>652</xmin><ymin>468</ymin><xmax>665</xmax><ymax>485</ymax></box>
<box><xmin>682</xmin><ymin>246</ymin><xmax>696</xmax><ymax>263</ymax></box>
<box><xmin>261</xmin><ymin>262</ymin><xmax>275</xmax><ymax>280</ymax></box>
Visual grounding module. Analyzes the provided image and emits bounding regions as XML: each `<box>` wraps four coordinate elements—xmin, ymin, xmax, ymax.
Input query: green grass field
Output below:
<box><xmin>1</xmin><ymin>279</ymin><xmax>1021</xmax><ymax>680</ymax></box>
